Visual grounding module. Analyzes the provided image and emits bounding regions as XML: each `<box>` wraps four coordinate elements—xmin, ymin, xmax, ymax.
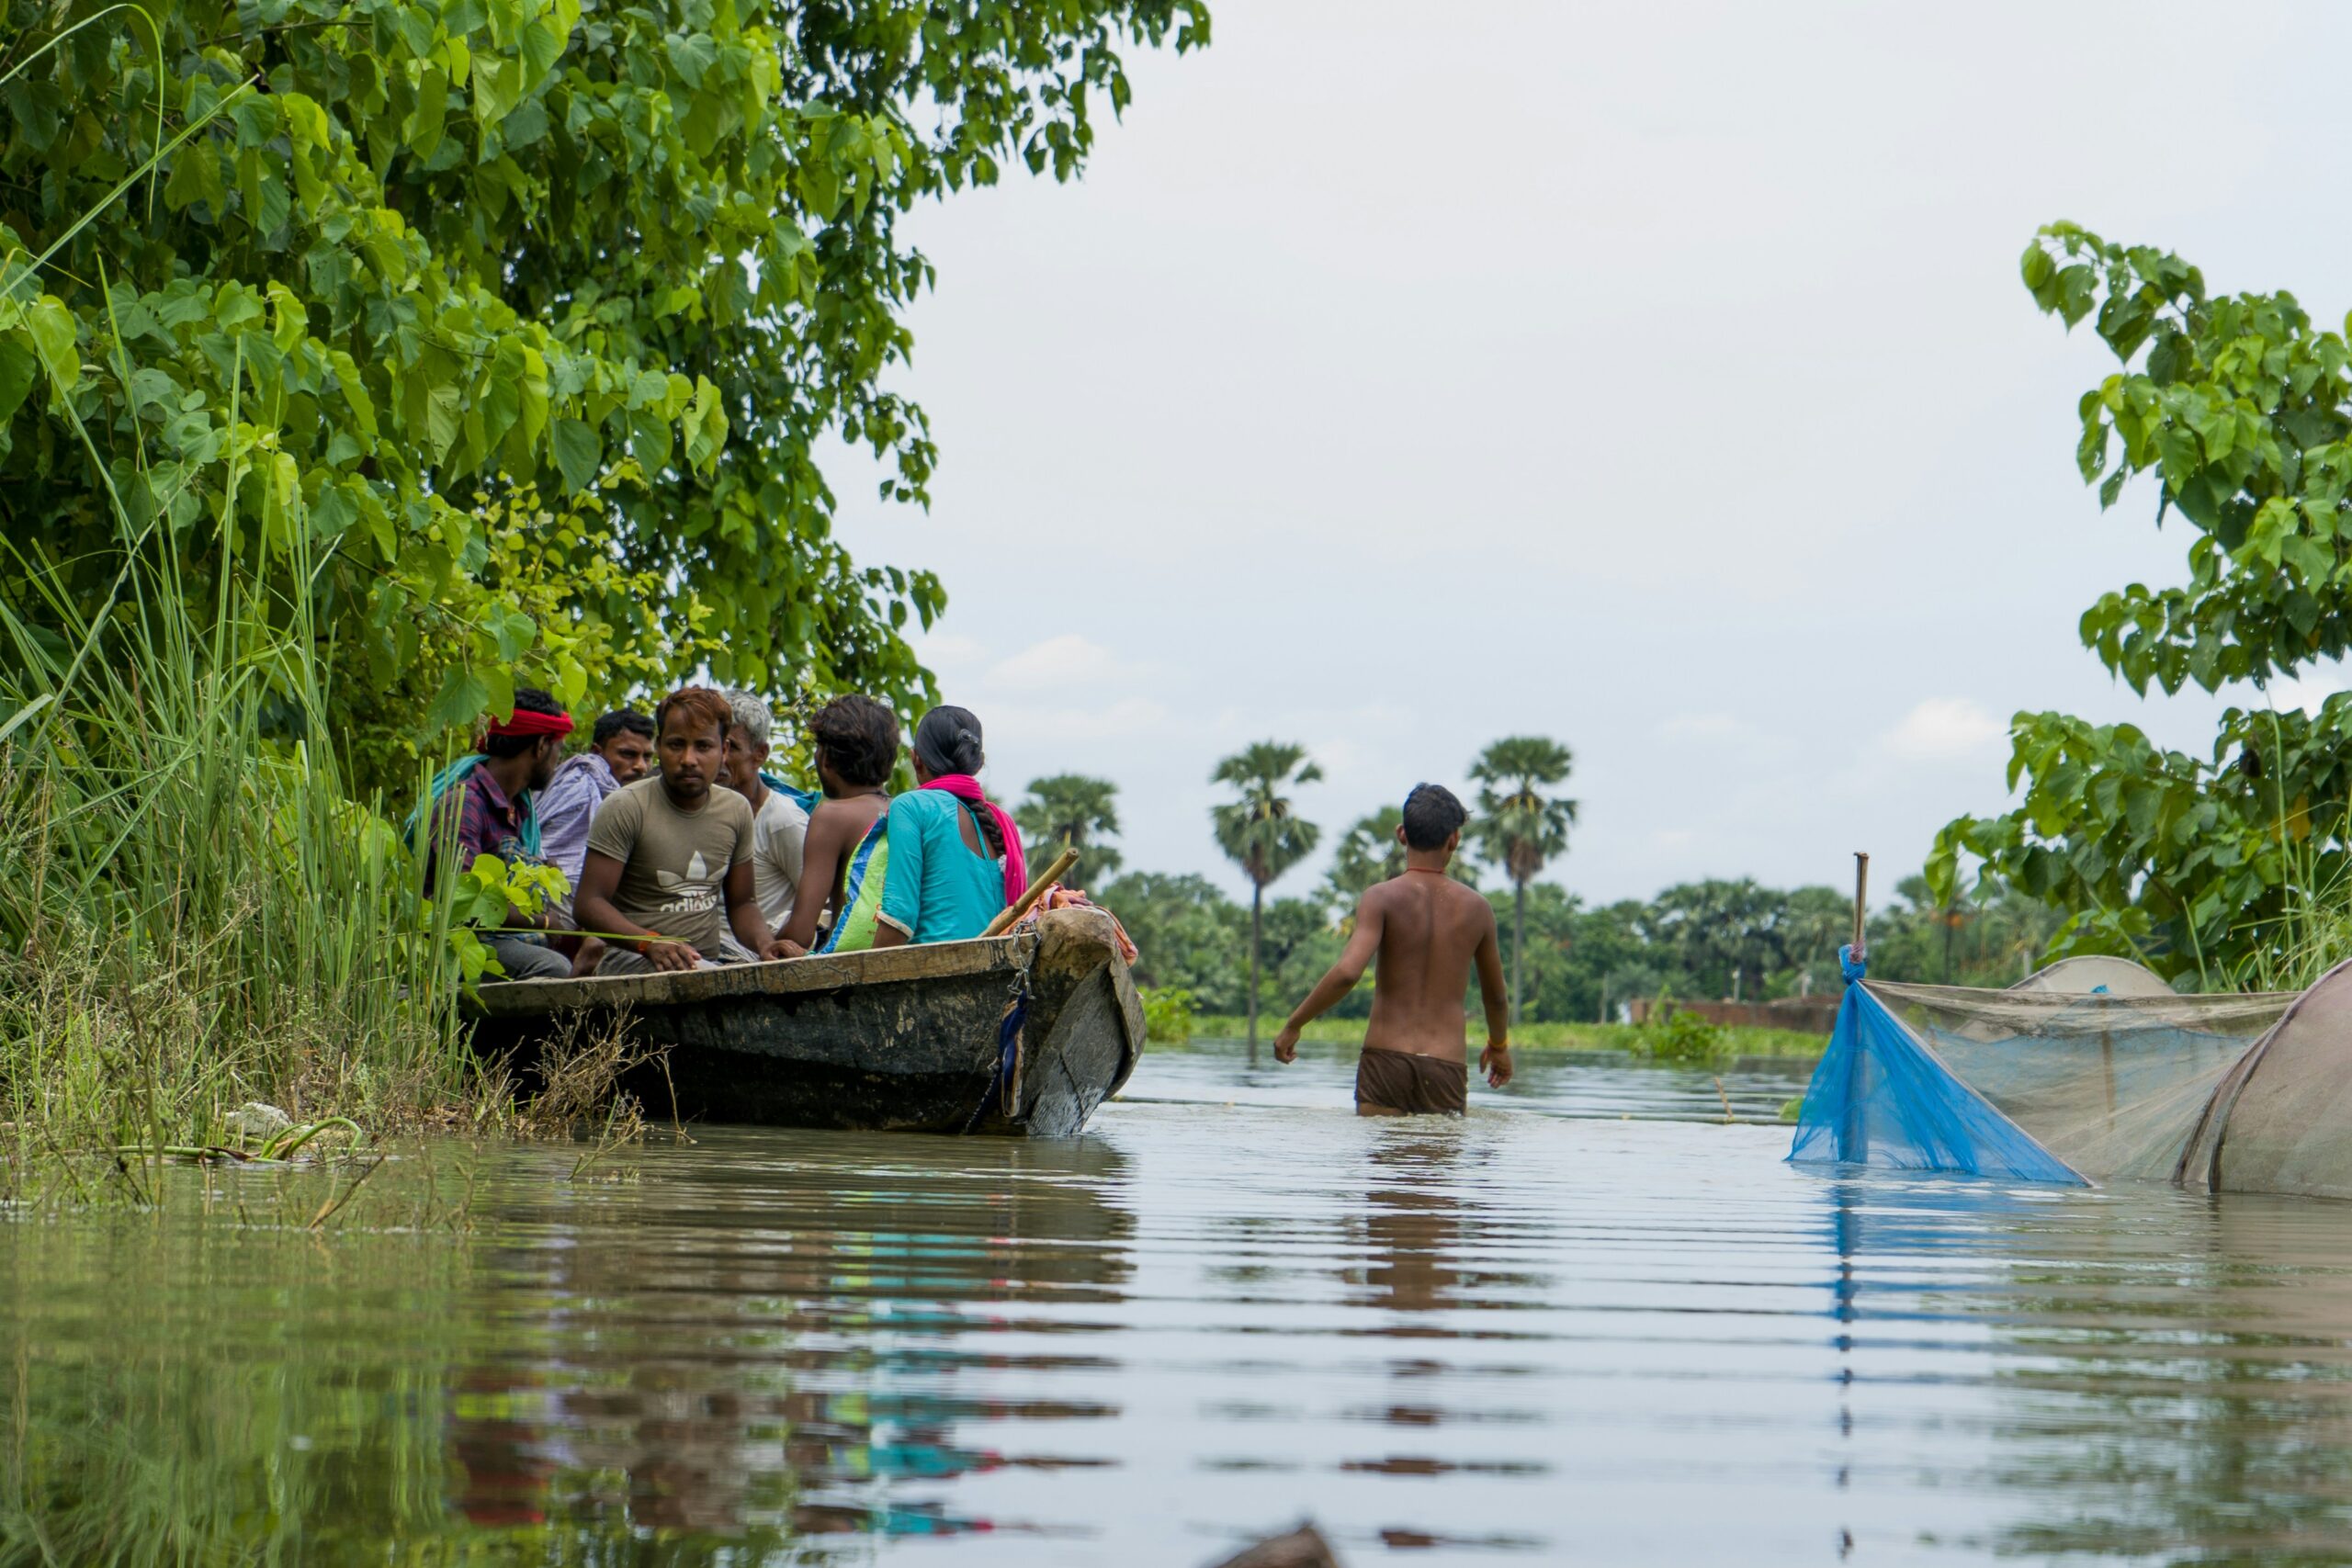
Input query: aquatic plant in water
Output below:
<box><xmin>1139</xmin><ymin>985</ymin><xmax>1198</xmax><ymax>1044</ymax></box>
<box><xmin>1634</xmin><ymin>1008</ymin><xmax>1731</xmax><ymax>1066</ymax></box>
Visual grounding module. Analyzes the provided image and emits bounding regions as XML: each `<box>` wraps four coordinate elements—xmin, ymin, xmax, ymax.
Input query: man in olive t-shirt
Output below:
<box><xmin>573</xmin><ymin>686</ymin><xmax>791</xmax><ymax>974</ymax></box>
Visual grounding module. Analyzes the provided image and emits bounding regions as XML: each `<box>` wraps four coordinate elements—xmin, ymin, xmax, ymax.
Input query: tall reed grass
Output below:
<box><xmin>0</xmin><ymin>284</ymin><xmax>480</xmax><ymax>1190</ymax></box>
<box><xmin>0</xmin><ymin>551</ymin><xmax>481</xmax><ymax>1179</ymax></box>
<box><xmin>2221</xmin><ymin>808</ymin><xmax>2352</xmax><ymax>996</ymax></box>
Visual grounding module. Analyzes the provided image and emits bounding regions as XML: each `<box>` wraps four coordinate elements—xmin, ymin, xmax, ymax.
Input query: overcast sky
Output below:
<box><xmin>823</xmin><ymin>1</ymin><xmax>2351</xmax><ymax>908</ymax></box>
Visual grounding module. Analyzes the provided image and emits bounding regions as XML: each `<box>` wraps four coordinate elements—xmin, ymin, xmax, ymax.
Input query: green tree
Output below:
<box><xmin>1778</xmin><ymin>885</ymin><xmax>1852</xmax><ymax>998</ymax></box>
<box><xmin>1869</xmin><ymin>874</ymin><xmax>2064</xmax><ymax>988</ymax></box>
<box><xmin>1015</xmin><ymin>773</ymin><xmax>1124</xmax><ymax>886</ymax></box>
<box><xmin>1093</xmin><ymin>871</ymin><xmax>1246</xmax><ymax>1011</ymax></box>
<box><xmin>1476</xmin><ymin>881</ymin><xmax>1590</xmax><ymax>1023</ymax></box>
<box><xmin>1210</xmin><ymin>740</ymin><xmax>1321</xmax><ymax>1056</ymax></box>
<box><xmin>1645</xmin><ymin>878</ymin><xmax>1788</xmax><ymax>1000</ymax></box>
<box><xmin>1093</xmin><ymin>857</ymin><xmax>1986</xmax><ymax>1027</ymax></box>
<box><xmin>1327</xmin><ymin>807</ymin><xmax>1408</xmax><ymax>905</ymax></box>
<box><xmin>1468</xmin><ymin>736</ymin><xmax>1577</xmax><ymax>1022</ymax></box>
<box><xmin>1259</xmin><ymin>896</ymin><xmax>1349</xmax><ymax>1019</ymax></box>
<box><xmin>1934</xmin><ymin>223</ymin><xmax>2352</xmax><ymax>983</ymax></box>
<box><xmin>0</xmin><ymin>0</ymin><xmax>1208</xmax><ymax>787</ymax></box>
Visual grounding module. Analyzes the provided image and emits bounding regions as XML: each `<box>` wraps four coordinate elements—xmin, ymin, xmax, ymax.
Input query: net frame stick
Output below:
<box><xmin>1852</xmin><ymin>851</ymin><xmax>1870</xmax><ymax>958</ymax></box>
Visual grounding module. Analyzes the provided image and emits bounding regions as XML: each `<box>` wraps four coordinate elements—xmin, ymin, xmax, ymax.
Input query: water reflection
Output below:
<box><xmin>1357</xmin><ymin>1133</ymin><xmax>1468</xmax><ymax>1316</ymax></box>
<box><xmin>1792</xmin><ymin>1169</ymin><xmax>2352</xmax><ymax>1561</ymax></box>
<box><xmin>1978</xmin><ymin>1190</ymin><xmax>2352</xmax><ymax>1561</ymax></box>
<box><xmin>447</xmin><ymin>1134</ymin><xmax>1136</xmax><ymax>1550</ymax></box>
<box><xmin>17</xmin><ymin>1046</ymin><xmax>2352</xmax><ymax>1563</ymax></box>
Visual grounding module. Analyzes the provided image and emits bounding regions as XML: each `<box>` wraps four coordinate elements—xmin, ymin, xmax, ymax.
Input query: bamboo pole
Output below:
<box><xmin>983</xmin><ymin>844</ymin><xmax>1080</xmax><ymax>938</ymax></box>
<box><xmin>1851</xmin><ymin>851</ymin><xmax>1871</xmax><ymax>958</ymax></box>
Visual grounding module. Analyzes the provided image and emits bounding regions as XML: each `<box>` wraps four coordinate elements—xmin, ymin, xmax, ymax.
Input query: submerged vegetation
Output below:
<box><xmin>1630</xmin><ymin>1009</ymin><xmax>1730</xmax><ymax>1066</ymax></box>
<box><xmin>0</xmin><ymin>493</ymin><xmax>659</xmax><ymax>1190</ymax></box>
<box><xmin>1136</xmin><ymin>984</ymin><xmax>1197</xmax><ymax>1044</ymax></box>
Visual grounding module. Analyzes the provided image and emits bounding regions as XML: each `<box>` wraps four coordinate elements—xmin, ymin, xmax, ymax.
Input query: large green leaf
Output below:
<box><xmin>0</xmin><ymin>336</ymin><xmax>38</xmax><ymax>423</ymax></box>
<box><xmin>424</xmin><ymin>664</ymin><xmax>492</xmax><ymax>732</ymax></box>
<box><xmin>550</xmin><ymin>418</ymin><xmax>599</xmax><ymax>492</ymax></box>
<box><xmin>24</xmin><ymin>299</ymin><xmax>77</xmax><ymax>390</ymax></box>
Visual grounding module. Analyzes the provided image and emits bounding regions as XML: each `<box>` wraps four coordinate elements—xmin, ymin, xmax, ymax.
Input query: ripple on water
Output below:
<box><xmin>7</xmin><ymin>1042</ymin><xmax>2352</xmax><ymax>1565</ymax></box>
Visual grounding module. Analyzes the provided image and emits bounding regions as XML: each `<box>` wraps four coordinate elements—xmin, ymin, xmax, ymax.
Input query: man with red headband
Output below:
<box><xmin>426</xmin><ymin>687</ymin><xmax>577</xmax><ymax>981</ymax></box>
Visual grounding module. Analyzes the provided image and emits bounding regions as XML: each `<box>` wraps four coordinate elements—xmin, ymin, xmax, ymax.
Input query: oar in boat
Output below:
<box><xmin>982</xmin><ymin>844</ymin><xmax>1080</xmax><ymax>939</ymax></box>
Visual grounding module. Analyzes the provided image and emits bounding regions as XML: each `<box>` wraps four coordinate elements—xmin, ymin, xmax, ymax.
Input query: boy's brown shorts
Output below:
<box><xmin>1354</xmin><ymin>1046</ymin><xmax>1468</xmax><ymax>1116</ymax></box>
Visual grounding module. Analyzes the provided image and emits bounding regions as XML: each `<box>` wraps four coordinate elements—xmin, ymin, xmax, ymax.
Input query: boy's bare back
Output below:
<box><xmin>1360</xmin><ymin>871</ymin><xmax>1501</xmax><ymax>1064</ymax></box>
<box><xmin>1272</xmin><ymin>783</ymin><xmax>1513</xmax><ymax>1107</ymax></box>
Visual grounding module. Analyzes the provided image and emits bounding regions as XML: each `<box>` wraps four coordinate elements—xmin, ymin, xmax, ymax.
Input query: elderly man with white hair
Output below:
<box><xmin>717</xmin><ymin>689</ymin><xmax>811</xmax><ymax>960</ymax></box>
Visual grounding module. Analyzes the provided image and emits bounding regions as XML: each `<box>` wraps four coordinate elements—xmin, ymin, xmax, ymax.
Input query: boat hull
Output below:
<box><xmin>462</xmin><ymin>908</ymin><xmax>1145</xmax><ymax>1136</ymax></box>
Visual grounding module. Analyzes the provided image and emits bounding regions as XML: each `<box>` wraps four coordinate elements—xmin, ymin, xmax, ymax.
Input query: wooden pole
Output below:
<box><xmin>982</xmin><ymin>844</ymin><xmax>1080</xmax><ymax>939</ymax></box>
<box><xmin>1851</xmin><ymin>851</ymin><xmax>1870</xmax><ymax>957</ymax></box>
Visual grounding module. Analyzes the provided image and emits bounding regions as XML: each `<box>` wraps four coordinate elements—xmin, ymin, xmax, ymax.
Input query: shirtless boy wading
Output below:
<box><xmin>1273</xmin><ymin>784</ymin><xmax>1513</xmax><ymax>1114</ymax></box>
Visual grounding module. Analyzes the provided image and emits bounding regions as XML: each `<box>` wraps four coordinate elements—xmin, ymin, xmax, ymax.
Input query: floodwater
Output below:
<box><xmin>9</xmin><ymin>1043</ymin><xmax>2352</xmax><ymax>1565</ymax></box>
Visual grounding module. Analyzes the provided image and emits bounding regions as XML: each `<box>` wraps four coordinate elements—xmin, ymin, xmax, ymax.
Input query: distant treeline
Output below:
<box><xmin>1020</xmin><ymin>760</ymin><xmax>2066</xmax><ymax>1026</ymax></box>
<box><xmin>1082</xmin><ymin>867</ymin><xmax>2064</xmax><ymax>1023</ymax></box>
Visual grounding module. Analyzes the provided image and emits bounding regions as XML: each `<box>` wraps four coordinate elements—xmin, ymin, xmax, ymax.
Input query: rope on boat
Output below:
<box><xmin>998</xmin><ymin>981</ymin><xmax>1029</xmax><ymax>1118</ymax></box>
<box><xmin>964</xmin><ymin>953</ymin><xmax>1034</xmax><ymax>1134</ymax></box>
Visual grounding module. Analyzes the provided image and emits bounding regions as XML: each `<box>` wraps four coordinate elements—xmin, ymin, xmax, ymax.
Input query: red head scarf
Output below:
<box><xmin>487</xmin><ymin>707</ymin><xmax>574</xmax><ymax>739</ymax></box>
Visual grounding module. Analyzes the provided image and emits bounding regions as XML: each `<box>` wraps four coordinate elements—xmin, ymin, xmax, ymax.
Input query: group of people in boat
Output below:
<box><xmin>432</xmin><ymin>681</ymin><xmax>1517</xmax><ymax>1120</ymax></box>
<box><xmin>425</xmin><ymin>682</ymin><xmax>1027</xmax><ymax>981</ymax></box>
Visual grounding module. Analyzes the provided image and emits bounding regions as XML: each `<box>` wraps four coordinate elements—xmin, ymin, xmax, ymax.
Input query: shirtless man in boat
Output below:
<box><xmin>774</xmin><ymin>694</ymin><xmax>899</xmax><ymax>955</ymax></box>
<box><xmin>1272</xmin><ymin>784</ymin><xmax>1512</xmax><ymax>1115</ymax></box>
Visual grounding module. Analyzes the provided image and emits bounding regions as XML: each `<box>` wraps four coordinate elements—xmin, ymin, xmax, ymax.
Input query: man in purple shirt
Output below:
<box><xmin>428</xmin><ymin>688</ymin><xmax>575</xmax><ymax>980</ymax></box>
<box><xmin>537</xmin><ymin>709</ymin><xmax>657</xmax><ymax>899</ymax></box>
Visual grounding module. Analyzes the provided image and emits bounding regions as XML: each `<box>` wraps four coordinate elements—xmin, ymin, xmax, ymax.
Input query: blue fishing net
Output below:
<box><xmin>1787</xmin><ymin>948</ymin><xmax>2088</xmax><ymax>1185</ymax></box>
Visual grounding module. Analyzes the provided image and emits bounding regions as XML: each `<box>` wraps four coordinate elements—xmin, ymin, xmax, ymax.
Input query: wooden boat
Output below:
<box><xmin>463</xmin><ymin>907</ymin><xmax>1145</xmax><ymax>1137</ymax></box>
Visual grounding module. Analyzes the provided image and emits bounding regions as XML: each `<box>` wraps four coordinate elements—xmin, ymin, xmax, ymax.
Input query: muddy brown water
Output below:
<box><xmin>7</xmin><ymin>1041</ymin><xmax>2352</xmax><ymax>1564</ymax></box>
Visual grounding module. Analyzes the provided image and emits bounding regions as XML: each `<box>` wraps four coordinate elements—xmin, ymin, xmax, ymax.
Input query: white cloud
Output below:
<box><xmin>981</xmin><ymin>696</ymin><xmax>1174</xmax><ymax>744</ymax></box>
<box><xmin>1283</xmin><ymin>739</ymin><xmax>1350</xmax><ymax>777</ymax></box>
<box><xmin>986</xmin><ymin>633</ymin><xmax>1146</xmax><ymax>692</ymax></box>
<box><xmin>911</xmin><ymin>631</ymin><xmax>988</xmax><ymax>670</ymax></box>
<box><xmin>1886</xmin><ymin>697</ymin><xmax>2008</xmax><ymax>762</ymax></box>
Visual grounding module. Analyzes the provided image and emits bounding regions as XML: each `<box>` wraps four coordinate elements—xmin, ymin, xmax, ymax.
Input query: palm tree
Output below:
<box><xmin>1211</xmin><ymin>741</ymin><xmax>1322</xmax><ymax>1058</ymax></box>
<box><xmin>1326</xmin><ymin>807</ymin><xmax>1407</xmax><ymax>906</ymax></box>
<box><xmin>1468</xmin><ymin>736</ymin><xmax>1578</xmax><ymax>1024</ymax></box>
<box><xmin>1015</xmin><ymin>773</ymin><xmax>1123</xmax><ymax>885</ymax></box>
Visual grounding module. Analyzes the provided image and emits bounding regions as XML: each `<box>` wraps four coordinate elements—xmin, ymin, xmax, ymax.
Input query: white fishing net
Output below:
<box><xmin>2180</xmin><ymin>958</ymin><xmax>2352</xmax><ymax>1200</ymax></box>
<box><xmin>2008</xmin><ymin>955</ymin><xmax>2180</xmax><ymax>998</ymax></box>
<box><xmin>1861</xmin><ymin>982</ymin><xmax>2297</xmax><ymax>1183</ymax></box>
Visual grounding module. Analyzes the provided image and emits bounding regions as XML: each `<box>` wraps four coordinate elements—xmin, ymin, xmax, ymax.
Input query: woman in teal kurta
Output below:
<box><xmin>870</xmin><ymin>705</ymin><xmax>1026</xmax><ymax>947</ymax></box>
<box><xmin>872</xmin><ymin>789</ymin><xmax>1004</xmax><ymax>944</ymax></box>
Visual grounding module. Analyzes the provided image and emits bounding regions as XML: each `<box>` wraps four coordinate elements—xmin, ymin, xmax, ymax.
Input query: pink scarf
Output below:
<box><xmin>922</xmin><ymin>774</ymin><xmax>1028</xmax><ymax>907</ymax></box>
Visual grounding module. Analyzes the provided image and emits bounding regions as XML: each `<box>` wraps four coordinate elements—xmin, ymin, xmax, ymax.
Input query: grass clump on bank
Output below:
<box><xmin>1186</xmin><ymin>1013</ymin><xmax>1827</xmax><ymax>1059</ymax></box>
<box><xmin>0</xmin><ymin>396</ymin><xmax>492</xmax><ymax>1194</ymax></box>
